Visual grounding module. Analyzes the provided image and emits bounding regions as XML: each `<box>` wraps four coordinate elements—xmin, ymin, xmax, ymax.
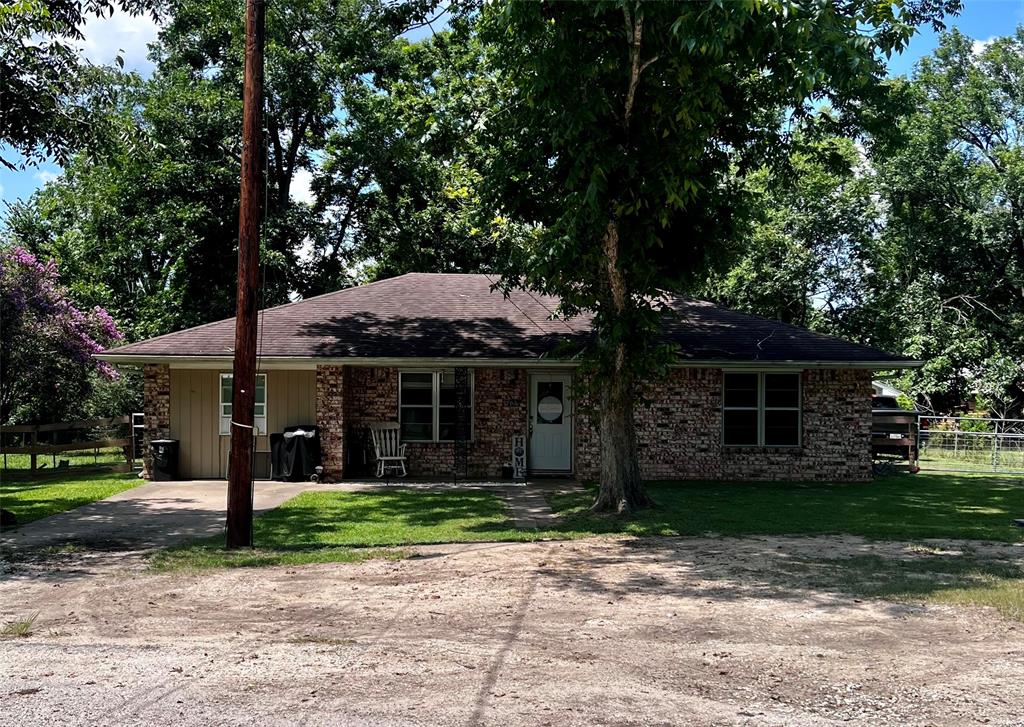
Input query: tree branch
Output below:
<box><xmin>266</xmin><ymin>96</ymin><xmax>286</xmax><ymax>203</ymax></box>
<box><xmin>622</xmin><ymin>3</ymin><xmax>659</xmax><ymax>134</ymax></box>
<box><xmin>958</xmin><ymin>123</ymin><xmax>1004</xmax><ymax>172</ymax></box>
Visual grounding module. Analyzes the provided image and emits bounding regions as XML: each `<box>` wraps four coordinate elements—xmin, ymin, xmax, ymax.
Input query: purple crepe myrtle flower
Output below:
<box><xmin>92</xmin><ymin>306</ymin><xmax>124</xmax><ymax>341</ymax></box>
<box><xmin>2</xmin><ymin>246</ymin><xmax>125</xmax><ymax>384</ymax></box>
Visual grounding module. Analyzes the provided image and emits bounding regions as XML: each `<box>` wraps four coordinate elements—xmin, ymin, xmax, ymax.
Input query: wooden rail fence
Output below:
<box><xmin>1</xmin><ymin>416</ymin><xmax>136</xmax><ymax>476</ymax></box>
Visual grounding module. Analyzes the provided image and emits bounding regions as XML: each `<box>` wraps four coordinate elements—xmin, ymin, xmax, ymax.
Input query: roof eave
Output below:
<box><xmin>94</xmin><ymin>353</ymin><xmax>922</xmax><ymax>370</ymax></box>
<box><xmin>674</xmin><ymin>358</ymin><xmax>923</xmax><ymax>370</ymax></box>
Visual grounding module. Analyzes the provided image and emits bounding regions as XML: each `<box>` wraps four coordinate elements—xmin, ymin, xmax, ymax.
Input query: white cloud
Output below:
<box><xmin>972</xmin><ymin>37</ymin><xmax>995</xmax><ymax>56</ymax></box>
<box><xmin>35</xmin><ymin>170</ymin><xmax>60</xmax><ymax>185</ymax></box>
<box><xmin>295</xmin><ymin>237</ymin><xmax>316</xmax><ymax>267</ymax></box>
<box><xmin>291</xmin><ymin>169</ymin><xmax>318</xmax><ymax>272</ymax></box>
<box><xmin>77</xmin><ymin>10</ymin><xmax>161</xmax><ymax>75</ymax></box>
<box><xmin>291</xmin><ymin>168</ymin><xmax>316</xmax><ymax>205</ymax></box>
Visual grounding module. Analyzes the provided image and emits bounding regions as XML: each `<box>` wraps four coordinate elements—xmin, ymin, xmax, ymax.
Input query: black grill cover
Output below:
<box><xmin>270</xmin><ymin>425</ymin><xmax>322</xmax><ymax>481</ymax></box>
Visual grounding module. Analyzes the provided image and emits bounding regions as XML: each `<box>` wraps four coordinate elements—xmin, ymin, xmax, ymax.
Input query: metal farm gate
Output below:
<box><xmin>917</xmin><ymin>416</ymin><xmax>1024</xmax><ymax>474</ymax></box>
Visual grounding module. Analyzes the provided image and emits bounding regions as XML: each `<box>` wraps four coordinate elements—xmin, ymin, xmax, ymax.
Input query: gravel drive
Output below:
<box><xmin>1</xmin><ymin>535</ymin><xmax>1022</xmax><ymax>726</ymax></box>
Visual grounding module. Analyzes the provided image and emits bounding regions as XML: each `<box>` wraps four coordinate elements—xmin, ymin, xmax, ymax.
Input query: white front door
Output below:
<box><xmin>528</xmin><ymin>373</ymin><xmax>573</xmax><ymax>472</ymax></box>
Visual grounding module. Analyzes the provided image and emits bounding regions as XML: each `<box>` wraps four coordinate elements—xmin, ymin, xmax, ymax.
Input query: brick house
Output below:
<box><xmin>98</xmin><ymin>273</ymin><xmax>918</xmax><ymax>482</ymax></box>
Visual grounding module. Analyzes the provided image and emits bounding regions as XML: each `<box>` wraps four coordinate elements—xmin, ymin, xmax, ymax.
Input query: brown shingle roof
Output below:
<box><xmin>100</xmin><ymin>272</ymin><xmax>916</xmax><ymax>366</ymax></box>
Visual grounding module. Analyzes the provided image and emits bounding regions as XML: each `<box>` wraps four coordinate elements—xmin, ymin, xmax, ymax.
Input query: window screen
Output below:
<box><xmin>722</xmin><ymin>372</ymin><xmax>800</xmax><ymax>447</ymax></box>
<box><xmin>723</xmin><ymin>373</ymin><xmax>760</xmax><ymax>446</ymax></box>
<box><xmin>399</xmin><ymin>372</ymin><xmax>434</xmax><ymax>442</ymax></box>
<box><xmin>763</xmin><ymin>374</ymin><xmax>800</xmax><ymax>446</ymax></box>
<box><xmin>438</xmin><ymin>371</ymin><xmax>462</xmax><ymax>441</ymax></box>
<box><xmin>219</xmin><ymin>373</ymin><xmax>267</xmax><ymax>435</ymax></box>
<box><xmin>399</xmin><ymin>371</ymin><xmax>473</xmax><ymax>442</ymax></box>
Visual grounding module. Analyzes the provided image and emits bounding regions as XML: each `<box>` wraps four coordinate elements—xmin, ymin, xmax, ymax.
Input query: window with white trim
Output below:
<box><xmin>399</xmin><ymin>371</ymin><xmax>473</xmax><ymax>442</ymax></box>
<box><xmin>722</xmin><ymin>372</ymin><xmax>800</xmax><ymax>447</ymax></box>
<box><xmin>219</xmin><ymin>373</ymin><xmax>267</xmax><ymax>435</ymax></box>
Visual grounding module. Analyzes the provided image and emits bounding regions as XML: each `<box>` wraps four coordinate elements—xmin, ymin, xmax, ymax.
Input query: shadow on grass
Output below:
<box><xmin>250</xmin><ymin>488</ymin><xmax>525</xmax><ymax>549</ymax></box>
<box><xmin>551</xmin><ymin>473</ymin><xmax>1024</xmax><ymax>543</ymax></box>
<box><xmin>148</xmin><ymin>543</ymin><xmax>409</xmax><ymax>572</ymax></box>
<box><xmin>154</xmin><ymin>473</ymin><xmax>1024</xmax><ymax>571</ymax></box>
<box><xmin>149</xmin><ymin>488</ymin><xmax>526</xmax><ymax>572</ymax></box>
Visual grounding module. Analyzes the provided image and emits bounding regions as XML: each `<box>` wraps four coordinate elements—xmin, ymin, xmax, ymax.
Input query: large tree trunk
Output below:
<box><xmin>591</xmin><ymin>219</ymin><xmax>651</xmax><ymax>513</ymax></box>
<box><xmin>592</xmin><ymin>342</ymin><xmax>650</xmax><ymax>513</ymax></box>
<box><xmin>589</xmin><ymin>3</ymin><xmax>657</xmax><ymax>513</ymax></box>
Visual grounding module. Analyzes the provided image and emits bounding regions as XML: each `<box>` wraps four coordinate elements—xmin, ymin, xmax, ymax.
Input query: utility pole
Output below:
<box><xmin>226</xmin><ymin>0</ymin><xmax>266</xmax><ymax>549</ymax></box>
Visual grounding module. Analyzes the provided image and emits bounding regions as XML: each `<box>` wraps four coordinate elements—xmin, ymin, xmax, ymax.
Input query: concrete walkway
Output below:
<box><xmin>0</xmin><ymin>480</ymin><xmax>323</xmax><ymax>552</ymax></box>
<box><xmin>501</xmin><ymin>481</ymin><xmax>576</xmax><ymax>529</ymax></box>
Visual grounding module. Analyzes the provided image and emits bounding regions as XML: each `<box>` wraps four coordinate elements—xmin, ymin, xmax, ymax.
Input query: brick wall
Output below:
<box><xmin>148</xmin><ymin>362</ymin><xmax>871</xmax><ymax>482</ymax></box>
<box><xmin>576</xmin><ymin>368</ymin><xmax>873</xmax><ymax>482</ymax></box>
<box><xmin>345</xmin><ymin>367</ymin><xmax>528</xmax><ymax>478</ymax></box>
<box><xmin>316</xmin><ymin>365</ymin><xmax>345</xmax><ymax>480</ymax></box>
<box><xmin>465</xmin><ymin>368</ymin><xmax>528</xmax><ymax>478</ymax></box>
<box><xmin>142</xmin><ymin>363</ymin><xmax>171</xmax><ymax>479</ymax></box>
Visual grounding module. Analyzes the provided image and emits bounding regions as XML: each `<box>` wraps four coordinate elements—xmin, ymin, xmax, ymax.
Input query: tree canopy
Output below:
<box><xmin>310</xmin><ymin>13</ymin><xmax>499</xmax><ymax>291</ymax></box>
<box><xmin>478</xmin><ymin>0</ymin><xmax>958</xmax><ymax>510</ymax></box>
<box><xmin>704</xmin><ymin>133</ymin><xmax>879</xmax><ymax>333</ymax></box>
<box><xmin>3</xmin><ymin>0</ymin><xmax>494</xmax><ymax>336</ymax></box>
<box><xmin>704</xmin><ymin>26</ymin><xmax>1024</xmax><ymax>418</ymax></box>
<box><xmin>0</xmin><ymin>0</ymin><xmax>159</xmax><ymax>169</ymax></box>
<box><xmin>872</xmin><ymin>28</ymin><xmax>1024</xmax><ymax>416</ymax></box>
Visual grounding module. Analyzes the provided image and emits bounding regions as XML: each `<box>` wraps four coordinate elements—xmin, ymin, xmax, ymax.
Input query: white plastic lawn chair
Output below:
<box><xmin>369</xmin><ymin>422</ymin><xmax>407</xmax><ymax>478</ymax></box>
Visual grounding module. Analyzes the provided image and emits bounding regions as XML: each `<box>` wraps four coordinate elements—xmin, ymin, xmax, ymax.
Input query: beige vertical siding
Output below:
<box><xmin>169</xmin><ymin>369</ymin><xmax>220</xmax><ymax>478</ymax></box>
<box><xmin>268</xmin><ymin>369</ymin><xmax>316</xmax><ymax>432</ymax></box>
<box><xmin>169</xmin><ymin>368</ymin><xmax>316</xmax><ymax>479</ymax></box>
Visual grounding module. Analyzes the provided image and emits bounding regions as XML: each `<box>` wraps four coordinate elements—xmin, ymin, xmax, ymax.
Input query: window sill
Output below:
<box><xmin>722</xmin><ymin>446</ymin><xmax>804</xmax><ymax>455</ymax></box>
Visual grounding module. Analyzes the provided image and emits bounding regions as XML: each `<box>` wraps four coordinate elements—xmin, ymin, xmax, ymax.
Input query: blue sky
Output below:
<box><xmin>1</xmin><ymin>0</ymin><xmax>1021</xmax><ymax>207</ymax></box>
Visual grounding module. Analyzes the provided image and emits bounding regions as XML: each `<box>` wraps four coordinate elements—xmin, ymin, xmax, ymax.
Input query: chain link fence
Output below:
<box><xmin>918</xmin><ymin>416</ymin><xmax>1024</xmax><ymax>474</ymax></box>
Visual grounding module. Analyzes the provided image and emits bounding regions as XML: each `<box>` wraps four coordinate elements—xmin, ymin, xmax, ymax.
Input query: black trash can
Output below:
<box><xmin>151</xmin><ymin>439</ymin><xmax>180</xmax><ymax>481</ymax></box>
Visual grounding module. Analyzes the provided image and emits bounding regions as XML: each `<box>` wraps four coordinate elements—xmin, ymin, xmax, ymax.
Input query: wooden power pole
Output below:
<box><xmin>226</xmin><ymin>0</ymin><xmax>266</xmax><ymax>549</ymax></box>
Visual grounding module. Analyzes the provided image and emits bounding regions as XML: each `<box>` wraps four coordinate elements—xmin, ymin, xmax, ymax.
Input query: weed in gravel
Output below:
<box><xmin>1</xmin><ymin>612</ymin><xmax>38</xmax><ymax>637</ymax></box>
<box><xmin>288</xmin><ymin>635</ymin><xmax>358</xmax><ymax>646</ymax></box>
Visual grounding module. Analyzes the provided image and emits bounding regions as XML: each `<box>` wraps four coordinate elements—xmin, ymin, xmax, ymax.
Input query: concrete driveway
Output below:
<box><xmin>0</xmin><ymin>480</ymin><xmax>322</xmax><ymax>552</ymax></box>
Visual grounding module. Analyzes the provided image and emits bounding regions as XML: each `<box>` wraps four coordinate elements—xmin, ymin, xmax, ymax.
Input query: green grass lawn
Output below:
<box><xmin>152</xmin><ymin>489</ymin><xmax>545</xmax><ymax>571</ymax></box>
<box><xmin>154</xmin><ymin>472</ymin><xmax>1024</xmax><ymax>569</ymax></box>
<box><xmin>550</xmin><ymin>472</ymin><xmax>1024</xmax><ymax>543</ymax></box>
<box><xmin>0</xmin><ymin>472</ymin><xmax>140</xmax><ymax>525</ymax></box>
<box><xmin>153</xmin><ymin>473</ymin><xmax>1024</xmax><ymax>622</ymax></box>
<box><xmin>252</xmin><ymin>489</ymin><xmax>541</xmax><ymax>546</ymax></box>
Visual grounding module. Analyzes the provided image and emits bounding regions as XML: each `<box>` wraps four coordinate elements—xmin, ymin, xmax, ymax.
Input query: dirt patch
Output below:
<box><xmin>2</xmin><ymin>535</ymin><xmax>1022</xmax><ymax>726</ymax></box>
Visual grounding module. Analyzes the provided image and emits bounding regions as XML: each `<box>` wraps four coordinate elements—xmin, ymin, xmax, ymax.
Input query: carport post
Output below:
<box><xmin>226</xmin><ymin>0</ymin><xmax>265</xmax><ymax>549</ymax></box>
